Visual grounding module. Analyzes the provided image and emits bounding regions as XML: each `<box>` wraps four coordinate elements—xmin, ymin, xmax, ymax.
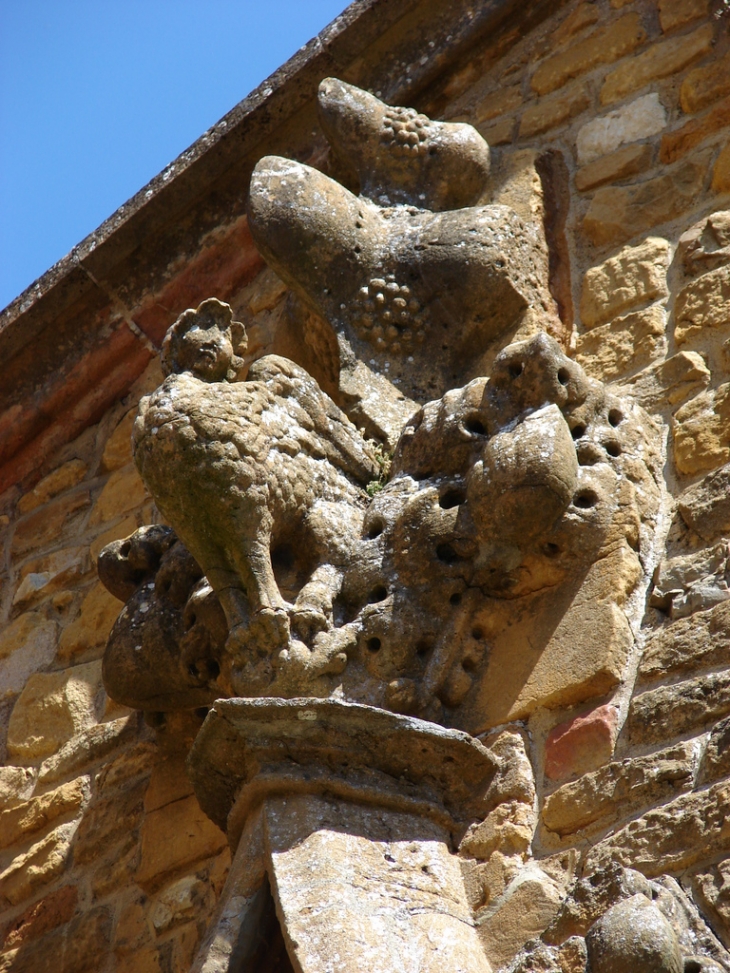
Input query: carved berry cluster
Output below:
<box><xmin>355</xmin><ymin>275</ymin><xmax>427</xmax><ymax>353</ymax></box>
<box><xmin>381</xmin><ymin>107</ymin><xmax>433</xmax><ymax>156</ymax></box>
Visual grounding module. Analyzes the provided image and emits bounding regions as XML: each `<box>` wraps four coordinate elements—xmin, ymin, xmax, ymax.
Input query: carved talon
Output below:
<box><xmin>290</xmin><ymin>607</ymin><xmax>329</xmax><ymax>645</ymax></box>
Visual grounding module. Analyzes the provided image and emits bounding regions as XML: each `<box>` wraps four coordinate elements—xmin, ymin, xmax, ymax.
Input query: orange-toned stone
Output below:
<box><xmin>0</xmin><ymin>906</ymin><xmax>111</xmax><ymax>973</ymax></box>
<box><xmin>11</xmin><ymin>490</ymin><xmax>91</xmax><ymax>558</ymax></box>
<box><xmin>0</xmin><ymin>823</ymin><xmax>76</xmax><ymax>906</ymax></box>
<box><xmin>477</xmin><ymin>115</ymin><xmax>515</xmax><ymax>146</ymax></box>
<box><xmin>57</xmin><ymin>581</ymin><xmax>122</xmax><ymax>661</ymax></box>
<box><xmin>601</xmin><ymin>23</ymin><xmax>714</xmax><ymax>105</ymax></box>
<box><xmin>0</xmin><ymin>777</ymin><xmax>87</xmax><ymax>851</ymax></box>
<box><xmin>531</xmin><ymin>14</ymin><xmax>646</xmax><ymax>96</ymax></box>
<box><xmin>673</xmin><ymin>383</ymin><xmax>730</xmax><ymax>475</ymax></box>
<box><xmin>681</xmin><ymin>52</ymin><xmax>730</xmax><ymax>113</ymax></box>
<box><xmin>575</xmin><ymin>143</ymin><xmax>653</xmax><ymax>192</ymax></box>
<box><xmin>17</xmin><ymin>460</ymin><xmax>87</xmax><ymax>515</ymax></box>
<box><xmin>113</xmin><ymin>892</ymin><xmax>154</xmax><ymax>957</ymax></box>
<box><xmin>476</xmin><ymin>85</ymin><xmax>523</xmax><ymax>123</ymax></box>
<box><xmin>658</xmin><ymin>0</ymin><xmax>710</xmax><ymax>33</ymax></box>
<box><xmin>13</xmin><ymin>547</ymin><xmax>91</xmax><ymax>611</ymax></box>
<box><xmin>88</xmin><ymin>513</ymin><xmax>138</xmax><ymax>562</ymax></box>
<box><xmin>580</xmin><ymin>238</ymin><xmax>670</xmax><ymax>329</ymax></box>
<box><xmin>1</xmin><ymin>885</ymin><xmax>78</xmax><ymax>951</ymax></box>
<box><xmin>73</xmin><ymin>778</ymin><xmax>146</xmax><ymax>865</ymax></box>
<box><xmin>713</xmin><ymin>143</ymin><xmax>730</xmax><ymax>194</ymax></box>
<box><xmin>545</xmin><ymin>704</ymin><xmax>620</xmax><ymax>781</ymax></box>
<box><xmin>144</xmin><ymin>753</ymin><xmax>194</xmax><ymax>812</ymax></box>
<box><xmin>101</xmin><ymin>408</ymin><xmax>136</xmax><ymax>472</ymax></box>
<box><xmin>552</xmin><ymin>3</ymin><xmax>600</xmax><ymax>45</ymax></box>
<box><xmin>519</xmin><ymin>82</ymin><xmax>591</xmax><ymax>138</ymax></box>
<box><xmin>661</xmin><ymin>96</ymin><xmax>730</xmax><ymax>164</ymax></box>
<box><xmin>89</xmin><ymin>463</ymin><xmax>147</xmax><ymax>526</ymax></box>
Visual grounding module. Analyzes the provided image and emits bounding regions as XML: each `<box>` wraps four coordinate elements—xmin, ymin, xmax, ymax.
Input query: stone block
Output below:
<box><xmin>673</xmin><ymin>383</ymin><xmax>730</xmax><ymax>475</ymax></box>
<box><xmin>531</xmin><ymin>14</ymin><xmax>646</xmax><ymax>97</ymax></box>
<box><xmin>618</xmin><ymin>351</ymin><xmax>709</xmax><ymax>412</ymax></box>
<box><xmin>1</xmin><ymin>884</ymin><xmax>78</xmax><ymax>952</ymax></box>
<box><xmin>699</xmin><ymin>716</ymin><xmax>730</xmax><ymax>785</ymax></box>
<box><xmin>0</xmin><ymin>776</ymin><xmax>87</xmax><ymax>851</ymax></box>
<box><xmin>661</xmin><ymin>96</ymin><xmax>730</xmax><ymax>164</ymax></box>
<box><xmin>245</xmin><ymin>266</ymin><xmax>288</xmax><ymax>315</ymax></box>
<box><xmin>91</xmin><ymin>831</ymin><xmax>141</xmax><ymax>899</ymax></box>
<box><xmin>584</xmin><ymin>779</ymin><xmax>730</xmax><ymax>877</ymax></box>
<box><xmin>7</xmin><ymin>661</ymin><xmax>103</xmax><ymax>763</ymax></box>
<box><xmin>519</xmin><ymin>83</ymin><xmax>590</xmax><ymax>138</ymax></box>
<box><xmin>580</xmin><ymin>238</ymin><xmax>670</xmax><ymax>328</ymax></box>
<box><xmin>144</xmin><ymin>753</ymin><xmax>195</xmax><ymax>813</ymax></box>
<box><xmin>89</xmin><ymin>463</ymin><xmax>148</xmax><ymax>526</ymax></box>
<box><xmin>0</xmin><ymin>906</ymin><xmax>112</xmax><ymax>973</ymax></box>
<box><xmin>544</xmin><ymin>704</ymin><xmax>619</xmax><ymax>781</ymax></box>
<box><xmin>552</xmin><ymin>3</ymin><xmax>600</xmax><ymax>45</ymax></box>
<box><xmin>93</xmin><ymin>740</ymin><xmax>156</xmax><ymax>796</ymax></box>
<box><xmin>575</xmin><ymin>306</ymin><xmax>666</xmax><ymax>381</ymax></box>
<box><xmin>150</xmin><ymin>874</ymin><xmax>211</xmax><ymax>934</ymax></box>
<box><xmin>0</xmin><ymin>612</ymin><xmax>57</xmax><ymax>700</ymax></box>
<box><xmin>37</xmin><ymin>714</ymin><xmax>139</xmax><ymax>785</ymax></box>
<box><xmin>0</xmin><ymin>767</ymin><xmax>34</xmax><ymax>811</ymax></box>
<box><xmin>583</xmin><ymin>156</ymin><xmax>708</xmax><ymax>247</ymax></box>
<box><xmin>640</xmin><ymin>600</ymin><xmax>730</xmax><ymax>681</ymax></box>
<box><xmin>483</xmin><ymin>729</ymin><xmax>536</xmax><ymax>809</ymax></box>
<box><xmin>460</xmin><ymin>801</ymin><xmax>535</xmax><ymax>860</ymax></box>
<box><xmin>461</xmin><ymin>852</ymin><xmax>524</xmax><ymax>913</ymax></box>
<box><xmin>659</xmin><ymin>0</ymin><xmax>710</xmax><ymax>32</ymax></box>
<box><xmin>676</xmin><ymin>265</ymin><xmax>730</xmax><ymax>345</ymax></box>
<box><xmin>57</xmin><ymin>582</ymin><xmax>122</xmax><ymax>661</ymax></box>
<box><xmin>0</xmin><ymin>822</ymin><xmax>76</xmax><ymax>906</ymax></box>
<box><xmin>17</xmin><ymin>460</ymin><xmax>87</xmax><ymax>515</ymax></box>
<box><xmin>477</xmin><ymin>115</ymin><xmax>515</xmax><ymax>146</ymax></box>
<box><xmin>136</xmin><ymin>794</ymin><xmax>227</xmax><ymax>891</ymax></box>
<box><xmin>542</xmin><ymin>742</ymin><xmax>694</xmax><ymax>836</ymax></box>
<box><xmin>476</xmin><ymin>85</ymin><xmax>522</xmax><ymax>123</ymax></box>
<box><xmin>73</xmin><ymin>777</ymin><xmax>146</xmax><ymax>865</ymax></box>
<box><xmin>12</xmin><ymin>547</ymin><xmax>90</xmax><ymax>611</ymax></box>
<box><xmin>678</xmin><ymin>464</ymin><xmax>730</xmax><ymax>541</ymax></box>
<box><xmin>575</xmin><ymin>143</ymin><xmax>653</xmax><ymax>192</ymax></box>
<box><xmin>115</xmin><ymin>946</ymin><xmax>163</xmax><ymax>973</ymax></box>
<box><xmin>713</xmin><ymin>142</ymin><xmax>730</xmax><ymax>194</ymax></box>
<box><xmin>629</xmin><ymin>669</ymin><xmax>730</xmax><ymax>744</ymax></box>
<box><xmin>11</xmin><ymin>490</ymin><xmax>91</xmax><ymax>558</ymax></box>
<box><xmin>113</xmin><ymin>892</ymin><xmax>154</xmax><ymax>957</ymax></box>
<box><xmin>576</xmin><ymin>94</ymin><xmax>666</xmax><ymax>165</ymax></box>
<box><xmin>681</xmin><ymin>52</ymin><xmax>730</xmax><ymax>113</ymax></box>
<box><xmin>691</xmin><ymin>860</ymin><xmax>730</xmax><ymax>948</ymax></box>
<box><xmin>601</xmin><ymin>23</ymin><xmax>714</xmax><ymax>105</ymax></box>
<box><xmin>88</xmin><ymin>513</ymin><xmax>138</xmax><ymax>562</ymax></box>
<box><xmin>101</xmin><ymin>408</ymin><xmax>136</xmax><ymax>472</ymax></box>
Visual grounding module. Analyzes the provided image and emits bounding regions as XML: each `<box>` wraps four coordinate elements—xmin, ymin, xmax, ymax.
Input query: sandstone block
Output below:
<box><xmin>661</xmin><ymin>96</ymin><xmax>730</xmax><ymax>165</ymax></box>
<box><xmin>1</xmin><ymin>884</ymin><xmax>78</xmax><ymax>952</ymax></box>
<box><xmin>12</xmin><ymin>547</ymin><xmax>90</xmax><ymax>611</ymax></box>
<box><xmin>113</xmin><ymin>892</ymin><xmax>154</xmax><ymax>957</ymax></box>
<box><xmin>0</xmin><ymin>767</ymin><xmax>34</xmax><ymax>811</ymax></box>
<box><xmin>0</xmin><ymin>776</ymin><xmax>87</xmax><ymax>851</ymax></box>
<box><xmin>678</xmin><ymin>464</ymin><xmax>730</xmax><ymax>540</ymax></box>
<box><xmin>713</xmin><ymin>142</ymin><xmax>730</xmax><ymax>194</ymax></box>
<box><xmin>11</xmin><ymin>490</ymin><xmax>90</xmax><ymax>558</ymax></box>
<box><xmin>136</xmin><ymin>794</ymin><xmax>227</xmax><ymax>891</ymax></box>
<box><xmin>601</xmin><ymin>23</ymin><xmax>714</xmax><ymax>105</ymax></box>
<box><xmin>7</xmin><ymin>660</ymin><xmax>103</xmax><ymax>762</ymax></box>
<box><xmin>89</xmin><ymin>463</ymin><xmax>148</xmax><ymax>526</ymax></box>
<box><xmin>640</xmin><ymin>600</ymin><xmax>730</xmax><ymax>681</ymax></box>
<box><xmin>460</xmin><ymin>801</ymin><xmax>535</xmax><ymax>860</ymax></box>
<box><xmin>584</xmin><ymin>779</ymin><xmax>730</xmax><ymax>877</ymax></box>
<box><xmin>580</xmin><ymin>238</ymin><xmax>670</xmax><ymax>328</ymax></box>
<box><xmin>245</xmin><ymin>266</ymin><xmax>288</xmax><ymax>315</ymax></box>
<box><xmin>681</xmin><ymin>53</ymin><xmax>730</xmax><ymax>114</ymax></box>
<box><xmin>150</xmin><ymin>874</ymin><xmax>210</xmax><ymax>934</ymax></box>
<box><xmin>0</xmin><ymin>612</ymin><xmax>57</xmax><ymax>700</ymax></box>
<box><xmin>0</xmin><ymin>822</ymin><xmax>76</xmax><ymax>906</ymax></box>
<box><xmin>93</xmin><ymin>740</ymin><xmax>156</xmax><ymax>796</ymax></box>
<box><xmin>478</xmin><ymin>115</ymin><xmax>514</xmax><ymax>146</ymax></box>
<box><xmin>88</xmin><ymin>513</ymin><xmax>138</xmax><ymax>562</ymax></box>
<box><xmin>519</xmin><ymin>83</ymin><xmax>590</xmax><ymax>138</ymax></box>
<box><xmin>673</xmin><ymin>383</ymin><xmax>730</xmax><ymax>475</ymax></box>
<box><xmin>38</xmin><ymin>714</ymin><xmax>139</xmax><ymax>785</ymax></box>
<box><xmin>691</xmin><ymin>861</ymin><xmax>730</xmax><ymax>948</ymax></box>
<box><xmin>552</xmin><ymin>3</ymin><xmax>600</xmax><ymax>45</ymax></box>
<box><xmin>461</xmin><ymin>851</ymin><xmax>524</xmax><ymax>913</ymax></box>
<box><xmin>17</xmin><ymin>459</ymin><xmax>87</xmax><ymax>515</ymax></box>
<box><xmin>144</xmin><ymin>753</ymin><xmax>195</xmax><ymax>813</ymax></box>
<box><xmin>91</xmin><ymin>830</ymin><xmax>141</xmax><ymax>899</ymax></box>
<box><xmin>542</xmin><ymin>742</ymin><xmax>694</xmax><ymax>836</ymax></box>
<box><xmin>476</xmin><ymin>85</ymin><xmax>522</xmax><ymax>123</ymax></box>
<box><xmin>57</xmin><ymin>581</ymin><xmax>122</xmax><ymax>661</ymax></box>
<box><xmin>576</xmin><ymin>94</ymin><xmax>666</xmax><ymax>165</ymax></box>
<box><xmin>699</xmin><ymin>716</ymin><xmax>730</xmax><ymax>785</ymax></box>
<box><xmin>617</xmin><ymin>352</ymin><xmax>709</xmax><ymax>412</ymax></box>
<box><xmin>531</xmin><ymin>14</ymin><xmax>646</xmax><ymax>97</ymax></box>
<box><xmin>575</xmin><ymin>143</ymin><xmax>653</xmax><ymax>192</ymax></box>
<box><xmin>659</xmin><ymin>0</ymin><xmax>710</xmax><ymax>32</ymax></box>
<box><xmin>483</xmin><ymin>729</ymin><xmax>537</xmax><ymax>809</ymax></box>
<box><xmin>545</xmin><ymin>704</ymin><xmax>619</xmax><ymax>781</ymax></box>
<box><xmin>73</xmin><ymin>777</ymin><xmax>146</xmax><ymax>865</ymax></box>
<box><xmin>629</xmin><ymin>669</ymin><xmax>730</xmax><ymax>744</ymax></box>
<box><xmin>575</xmin><ymin>306</ymin><xmax>666</xmax><ymax>381</ymax></box>
<box><xmin>0</xmin><ymin>906</ymin><xmax>112</xmax><ymax>973</ymax></box>
<box><xmin>583</xmin><ymin>156</ymin><xmax>708</xmax><ymax>247</ymax></box>
<box><xmin>101</xmin><ymin>408</ymin><xmax>136</xmax><ymax>472</ymax></box>
<box><xmin>586</xmin><ymin>895</ymin><xmax>683</xmax><ymax>973</ymax></box>
<box><xmin>649</xmin><ymin>543</ymin><xmax>729</xmax><ymax>620</ymax></box>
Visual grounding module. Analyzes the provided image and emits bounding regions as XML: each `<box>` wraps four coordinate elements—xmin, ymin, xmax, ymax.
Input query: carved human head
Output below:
<box><xmin>161</xmin><ymin>298</ymin><xmax>248</xmax><ymax>382</ymax></box>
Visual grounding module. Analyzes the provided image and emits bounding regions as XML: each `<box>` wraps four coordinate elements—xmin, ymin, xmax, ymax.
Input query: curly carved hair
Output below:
<box><xmin>161</xmin><ymin>298</ymin><xmax>248</xmax><ymax>380</ymax></box>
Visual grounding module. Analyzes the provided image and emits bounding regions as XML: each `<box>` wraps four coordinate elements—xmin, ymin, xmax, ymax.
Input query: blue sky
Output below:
<box><xmin>0</xmin><ymin>0</ymin><xmax>348</xmax><ymax>311</ymax></box>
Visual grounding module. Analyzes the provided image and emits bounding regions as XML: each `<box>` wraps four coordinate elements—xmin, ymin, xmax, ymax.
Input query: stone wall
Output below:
<box><xmin>3</xmin><ymin>0</ymin><xmax>730</xmax><ymax>970</ymax></box>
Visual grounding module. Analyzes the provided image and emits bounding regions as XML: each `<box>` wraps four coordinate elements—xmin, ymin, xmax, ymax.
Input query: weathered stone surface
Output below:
<box><xmin>11</xmin><ymin>490</ymin><xmax>90</xmax><ymax>557</ymax></box>
<box><xmin>73</xmin><ymin>777</ymin><xmax>146</xmax><ymax>865</ymax></box>
<box><xmin>661</xmin><ymin>96</ymin><xmax>730</xmax><ymax>165</ymax></box>
<box><xmin>673</xmin><ymin>383</ymin><xmax>730</xmax><ymax>475</ymax></box>
<box><xmin>7</xmin><ymin>661</ymin><xmax>103</xmax><ymax>762</ymax></box>
<box><xmin>677</xmin><ymin>209</ymin><xmax>730</xmax><ymax>277</ymax></box>
<box><xmin>586</xmin><ymin>894</ymin><xmax>683</xmax><ymax>973</ymax></box>
<box><xmin>519</xmin><ymin>83</ymin><xmax>590</xmax><ymax>138</ymax></box>
<box><xmin>1</xmin><ymin>884</ymin><xmax>78</xmax><ymax>952</ymax></box>
<box><xmin>681</xmin><ymin>53</ymin><xmax>730</xmax><ymax>114</ymax></box>
<box><xmin>713</xmin><ymin>143</ymin><xmax>730</xmax><ymax>195</ymax></box>
<box><xmin>113</xmin><ymin>891</ymin><xmax>154</xmax><ymax>956</ymax></box>
<box><xmin>482</xmin><ymin>729</ymin><xmax>536</xmax><ymax>810</ymax></box>
<box><xmin>0</xmin><ymin>906</ymin><xmax>112</xmax><ymax>973</ymax></box>
<box><xmin>91</xmin><ymin>831</ymin><xmax>141</xmax><ymax>899</ymax></box>
<box><xmin>0</xmin><ymin>776</ymin><xmax>87</xmax><ymax>851</ymax></box>
<box><xmin>57</xmin><ymin>581</ymin><xmax>122</xmax><ymax>660</ymax></box>
<box><xmin>144</xmin><ymin>753</ymin><xmax>195</xmax><ymax>812</ymax></box>
<box><xmin>461</xmin><ymin>851</ymin><xmax>525</xmax><ymax>915</ymax></box>
<box><xmin>580</xmin><ymin>239</ymin><xmax>670</xmax><ymax>329</ymax></box>
<box><xmin>89</xmin><ymin>463</ymin><xmax>148</xmax><ymax>526</ymax></box>
<box><xmin>101</xmin><ymin>408</ymin><xmax>137</xmax><ymax>472</ymax></box>
<box><xmin>583</xmin><ymin>157</ymin><xmax>708</xmax><ymax>247</ymax></box>
<box><xmin>576</xmin><ymin>94</ymin><xmax>666</xmax><ymax>165</ymax></box>
<box><xmin>601</xmin><ymin>23</ymin><xmax>714</xmax><ymax>105</ymax></box>
<box><xmin>0</xmin><ymin>611</ymin><xmax>57</xmax><ymax>699</ymax></box>
<box><xmin>150</xmin><ymin>874</ymin><xmax>212</xmax><ymax>934</ymax></box>
<box><xmin>94</xmin><ymin>741</ymin><xmax>156</xmax><ymax>796</ymax></box>
<box><xmin>37</xmin><ymin>714</ymin><xmax>138</xmax><ymax>785</ymax></box>
<box><xmin>678</xmin><ymin>464</ymin><xmax>730</xmax><ymax>541</ymax></box>
<box><xmin>640</xmin><ymin>600</ymin><xmax>730</xmax><ymax>681</ymax></box>
<box><xmin>17</xmin><ymin>459</ymin><xmax>87</xmax><ymax>515</ymax></box>
<box><xmin>650</xmin><ymin>544</ymin><xmax>730</xmax><ymax>620</ymax></box>
<box><xmin>659</xmin><ymin>0</ymin><xmax>709</xmax><ymax>31</ymax></box>
<box><xmin>0</xmin><ymin>766</ymin><xmax>34</xmax><ymax>811</ymax></box>
<box><xmin>460</xmin><ymin>801</ymin><xmax>535</xmax><ymax>859</ymax></box>
<box><xmin>699</xmin><ymin>716</ymin><xmax>730</xmax><ymax>785</ymax></box>
<box><xmin>531</xmin><ymin>15</ymin><xmax>646</xmax><ymax>97</ymax></box>
<box><xmin>575</xmin><ymin>143</ymin><xmax>653</xmax><ymax>193</ymax></box>
<box><xmin>575</xmin><ymin>306</ymin><xmax>666</xmax><ymax>381</ymax></box>
<box><xmin>544</xmin><ymin>704</ymin><xmax>619</xmax><ymax>781</ymax></box>
<box><xmin>477</xmin><ymin>85</ymin><xmax>523</xmax><ymax>123</ymax></box>
<box><xmin>629</xmin><ymin>669</ymin><xmax>730</xmax><ymax>744</ymax></box>
<box><xmin>617</xmin><ymin>351</ymin><xmax>710</xmax><ymax>412</ymax></box>
<box><xmin>552</xmin><ymin>3</ymin><xmax>600</xmax><ymax>44</ymax></box>
<box><xmin>136</xmin><ymin>794</ymin><xmax>227</xmax><ymax>891</ymax></box>
<box><xmin>12</xmin><ymin>547</ymin><xmax>90</xmax><ymax>610</ymax></box>
<box><xmin>691</xmin><ymin>860</ymin><xmax>730</xmax><ymax>949</ymax></box>
<box><xmin>88</xmin><ymin>513</ymin><xmax>138</xmax><ymax>562</ymax></box>
<box><xmin>542</xmin><ymin>743</ymin><xmax>694</xmax><ymax>836</ymax></box>
<box><xmin>0</xmin><ymin>822</ymin><xmax>77</xmax><ymax>906</ymax></box>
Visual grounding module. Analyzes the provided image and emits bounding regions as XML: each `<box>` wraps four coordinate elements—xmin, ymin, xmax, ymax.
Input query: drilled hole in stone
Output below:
<box><xmin>439</xmin><ymin>488</ymin><xmax>466</xmax><ymax>509</ymax></box>
<box><xmin>608</xmin><ymin>408</ymin><xmax>624</xmax><ymax>427</ymax></box>
<box><xmin>195</xmin><ymin>707</ymin><xmax>209</xmax><ymax>720</ymax></box>
<box><xmin>684</xmin><ymin>962</ymin><xmax>702</xmax><ymax>973</ymax></box>
<box><xmin>472</xmin><ymin>627</ymin><xmax>485</xmax><ymax>640</ymax></box>
<box><xmin>464</xmin><ymin>416</ymin><xmax>487</xmax><ymax>435</ymax></box>
<box><xmin>557</xmin><ymin>367</ymin><xmax>570</xmax><ymax>386</ymax></box>
<box><xmin>367</xmin><ymin>637</ymin><xmax>382</xmax><ymax>652</ymax></box>
<box><xmin>185</xmin><ymin>612</ymin><xmax>197</xmax><ymax>631</ymax></box>
<box><xmin>573</xmin><ymin>489</ymin><xmax>599</xmax><ymax>509</ymax></box>
<box><xmin>462</xmin><ymin>657</ymin><xmax>477</xmax><ymax>673</ymax></box>
<box><xmin>450</xmin><ymin>592</ymin><xmax>462</xmax><ymax>605</ymax></box>
<box><xmin>544</xmin><ymin>543</ymin><xmax>560</xmax><ymax>558</ymax></box>
<box><xmin>571</xmin><ymin>424</ymin><xmax>586</xmax><ymax>440</ymax></box>
<box><xmin>436</xmin><ymin>543</ymin><xmax>461</xmax><ymax>564</ymax></box>
<box><xmin>366</xmin><ymin>518</ymin><xmax>385</xmax><ymax>539</ymax></box>
<box><xmin>120</xmin><ymin>542</ymin><xmax>131</xmax><ymax>556</ymax></box>
<box><xmin>369</xmin><ymin>585</ymin><xmax>388</xmax><ymax>603</ymax></box>
<box><xmin>605</xmin><ymin>440</ymin><xmax>622</xmax><ymax>457</ymax></box>
<box><xmin>429</xmin><ymin>147</ymin><xmax>438</xmax><ymax>156</ymax></box>
<box><xmin>509</xmin><ymin>361</ymin><xmax>523</xmax><ymax>378</ymax></box>
<box><xmin>416</xmin><ymin>639</ymin><xmax>433</xmax><ymax>657</ymax></box>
